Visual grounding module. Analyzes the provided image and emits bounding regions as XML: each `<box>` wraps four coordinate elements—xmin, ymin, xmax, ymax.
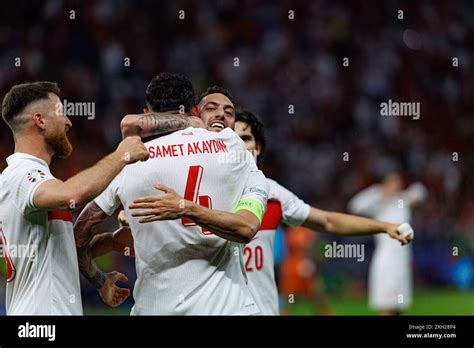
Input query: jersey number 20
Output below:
<box><xmin>244</xmin><ymin>245</ymin><xmax>264</xmax><ymax>272</ymax></box>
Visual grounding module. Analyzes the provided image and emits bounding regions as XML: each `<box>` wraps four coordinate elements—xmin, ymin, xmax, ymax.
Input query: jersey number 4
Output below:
<box><xmin>181</xmin><ymin>165</ymin><xmax>212</xmax><ymax>235</ymax></box>
<box><xmin>0</xmin><ymin>223</ymin><xmax>17</xmax><ymax>282</ymax></box>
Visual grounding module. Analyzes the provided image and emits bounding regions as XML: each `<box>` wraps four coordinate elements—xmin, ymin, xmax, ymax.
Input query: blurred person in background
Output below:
<box><xmin>348</xmin><ymin>170</ymin><xmax>427</xmax><ymax>315</ymax></box>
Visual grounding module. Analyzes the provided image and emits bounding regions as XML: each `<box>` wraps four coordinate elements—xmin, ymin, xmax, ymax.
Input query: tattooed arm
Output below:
<box><xmin>74</xmin><ymin>202</ymin><xmax>130</xmax><ymax>307</ymax></box>
<box><xmin>120</xmin><ymin>112</ymin><xmax>205</xmax><ymax>139</ymax></box>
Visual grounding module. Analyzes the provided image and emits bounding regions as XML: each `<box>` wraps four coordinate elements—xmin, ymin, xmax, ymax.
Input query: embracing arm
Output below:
<box><xmin>33</xmin><ymin>136</ymin><xmax>148</xmax><ymax>211</ymax></box>
<box><xmin>183</xmin><ymin>202</ymin><xmax>260</xmax><ymax>243</ymax></box>
<box><xmin>74</xmin><ymin>202</ymin><xmax>110</xmax><ymax>288</ymax></box>
<box><xmin>121</xmin><ymin>112</ymin><xmax>205</xmax><ymax>139</ymax></box>
<box><xmin>128</xmin><ymin>184</ymin><xmax>261</xmax><ymax>243</ymax></box>
<box><xmin>74</xmin><ymin>202</ymin><xmax>131</xmax><ymax>306</ymax></box>
<box><xmin>89</xmin><ymin>227</ymin><xmax>134</xmax><ymax>259</ymax></box>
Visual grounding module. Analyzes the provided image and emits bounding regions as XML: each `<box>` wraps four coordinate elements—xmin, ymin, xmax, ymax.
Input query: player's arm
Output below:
<box><xmin>302</xmin><ymin>208</ymin><xmax>410</xmax><ymax>244</ymax></box>
<box><xmin>74</xmin><ymin>202</ymin><xmax>130</xmax><ymax>307</ymax></box>
<box><xmin>33</xmin><ymin>136</ymin><xmax>149</xmax><ymax>211</ymax></box>
<box><xmin>128</xmin><ymin>184</ymin><xmax>262</xmax><ymax>243</ymax></box>
<box><xmin>273</xmin><ymin>180</ymin><xmax>411</xmax><ymax>245</ymax></box>
<box><xmin>90</xmin><ymin>228</ymin><xmax>134</xmax><ymax>259</ymax></box>
<box><xmin>120</xmin><ymin>112</ymin><xmax>205</xmax><ymax>139</ymax></box>
<box><xmin>347</xmin><ymin>184</ymin><xmax>383</xmax><ymax>216</ymax></box>
<box><xmin>404</xmin><ymin>182</ymin><xmax>428</xmax><ymax>208</ymax></box>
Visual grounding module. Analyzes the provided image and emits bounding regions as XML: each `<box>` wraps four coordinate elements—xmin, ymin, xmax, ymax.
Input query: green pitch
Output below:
<box><xmin>287</xmin><ymin>288</ymin><xmax>474</xmax><ymax>316</ymax></box>
<box><xmin>81</xmin><ymin>288</ymin><xmax>473</xmax><ymax>316</ymax></box>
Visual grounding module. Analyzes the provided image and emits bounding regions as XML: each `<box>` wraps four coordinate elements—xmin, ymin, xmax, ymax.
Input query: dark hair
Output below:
<box><xmin>145</xmin><ymin>72</ymin><xmax>195</xmax><ymax>113</ymax></box>
<box><xmin>2</xmin><ymin>81</ymin><xmax>61</xmax><ymax>129</ymax></box>
<box><xmin>236</xmin><ymin>110</ymin><xmax>266</xmax><ymax>169</ymax></box>
<box><xmin>198</xmin><ymin>86</ymin><xmax>233</xmax><ymax>104</ymax></box>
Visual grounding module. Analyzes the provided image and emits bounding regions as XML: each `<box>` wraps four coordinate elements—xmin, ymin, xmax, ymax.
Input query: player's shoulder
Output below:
<box><xmin>3</xmin><ymin>153</ymin><xmax>50</xmax><ymax>181</ymax></box>
<box><xmin>197</xmin><ymin>127</ymin><xmax>246</xmax><ymax>149</ymax></box>
<box><xmin>266</xmin><ymin>178</ymin><xmax>293</xmax><ymax>201</ymax></box>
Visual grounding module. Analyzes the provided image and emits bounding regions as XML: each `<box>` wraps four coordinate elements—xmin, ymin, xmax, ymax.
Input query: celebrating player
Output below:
<box><xmin>123</xmin><ymin>90</ymin><xmax>415</xmax><ymax>315</ymax></box>
<box><xmin>74</xmin><ymin>73</ymin><xmax>269</xmax><ymax>315</ymax></box>
<box><xmin>0</xmin><ymin>81</ymin><xmax>149</xmax><ymax>315</ymax></box>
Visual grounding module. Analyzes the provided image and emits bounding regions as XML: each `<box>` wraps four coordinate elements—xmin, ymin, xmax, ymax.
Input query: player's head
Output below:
<box><xmin>2</xmin><ymin>81</ymin><xmax>73</xmax><ymax>158</ymax></box>
<box><xmin>145</xmin><ymin>72</ymin><xmax>197</xmax><ymax>114</ymax></box>
<box><xmin>381</xmin><ymin>170</ymin><xmax>404</xmax><ymax>196</ymax></box>
<box><xmin>197</xmin><ymin>86</ymin><xmax>235</xmax><ymax>132</ymax></box>
<box><xmin>235</xmin><ymin>110</ymin><xmax>266</xmax><ymax>169</ymax></box>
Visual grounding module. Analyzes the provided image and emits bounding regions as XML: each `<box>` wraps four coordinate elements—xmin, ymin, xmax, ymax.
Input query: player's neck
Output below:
<box><xmin>14</xmin><ymin>135</ymin><xmax>53</xmax><ymax>166</ymax></box>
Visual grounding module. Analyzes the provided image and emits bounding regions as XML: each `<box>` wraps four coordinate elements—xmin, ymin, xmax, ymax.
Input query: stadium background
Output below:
<box><xmin>0</xmin><ymin>0</ymin><xmax>472</xmax><ymax>315</ymax></box>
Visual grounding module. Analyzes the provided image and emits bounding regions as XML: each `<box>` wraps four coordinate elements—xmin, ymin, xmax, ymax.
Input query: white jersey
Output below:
<box><xmin>348</xmin><ymin>184</ymin><xmax>413</xmax><ymax>310</ymax></box>
<box><xmin>95</xmin><ymin>127</ymin><xmax>269</xmax><ymax>315</ymax></box>
<box><xmin>0</xmin><ymin>153</ymin><xmax>82</xmax><ymax>315</ymax></box>
<box><xmin>244</xmin><ymin>179</ymin><xmax>310</xmax><ymax>315</ymax></box>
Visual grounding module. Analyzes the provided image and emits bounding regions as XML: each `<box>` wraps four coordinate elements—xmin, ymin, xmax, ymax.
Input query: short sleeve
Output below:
<box><xmin>268</xmin><ymin>179</ymin><xmax>310</xmax><ymax>227</ymax></box>
<box><xmin>14</xmin><ymin>166</ymin><xmax>55</xmax><ymax>215</ymax></box>
<box><xmin>94</xmin><ymin>169</ymin><xmax>125</xmax><ymax>216</ymax></box>
<box><xmin>234</xmin><ymin>155</ymin><xmax>269</xmax><ymax>223</ymax></box>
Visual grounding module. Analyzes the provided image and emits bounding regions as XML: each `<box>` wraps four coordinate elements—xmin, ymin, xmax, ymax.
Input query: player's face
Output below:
<box><xmin>382</xmin><ymin>172</ymin><xmax>403</xmax><ymax>196</ymax></box>
<box><xmin>43</xmin><ymin>93</ymin><xmax>73</xmax><ymax>159</ymax></box>
<box><xmin>198</xmin><ymin>93</ymin><xmax>235</xmax><ymax>132</ymax></box>
<box><xmin>235</xmin><ymin>121</ymin><xmax>261</xmax><ymax>161</ymax></box>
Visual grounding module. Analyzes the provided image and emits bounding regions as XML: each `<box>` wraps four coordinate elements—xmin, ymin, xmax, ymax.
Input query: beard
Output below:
<box><xmin>46</xmin><ymin>128</ymin><xmax>73</xmax><ymax>159</ymax></box>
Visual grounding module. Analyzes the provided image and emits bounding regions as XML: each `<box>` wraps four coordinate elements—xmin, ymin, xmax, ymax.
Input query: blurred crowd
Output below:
<box><xmin>0</xmin><ymin>0</ymin><xmax>473</xmax><ymax>310</ymax></box>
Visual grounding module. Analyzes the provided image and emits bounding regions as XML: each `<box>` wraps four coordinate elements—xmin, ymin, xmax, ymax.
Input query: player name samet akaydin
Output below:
<box><xmin>380</xmin><ymin>99</ymin><xmax>420</xmax><ymax>120</ymax></box>
<box><xmin>18</xmin><ymin>322</ymin><xmax>55</xmax><ymax>341</ymax></box>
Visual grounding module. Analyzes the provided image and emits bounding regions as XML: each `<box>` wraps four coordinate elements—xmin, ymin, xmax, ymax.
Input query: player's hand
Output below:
<box><xmin>98</xmin><ymin>271</ymin><xmax>130</xmax><ymax>307</ymax></box>
<box><xmin>118</xmin><ymin>210</ymin><xmax>129</xmax><ymax>227</ymax></box>
<box><xmin>113</xmin><ymin>226</ymin><xmax>135</xmax><ymax>257</ymax></box>
<box><xmin>385</xmin><ymin>223</ymin><xmax>412</xmax><ymax>245</ymax></box>
<box><xmin>115</xmin><ymin>136</ymin><xmax>150</xmax><ymax>164</ymax></box>
<box><xmin>128</xmin><ymin>184</ymin><xmax>188</xmax><ymax>223</ymax></box>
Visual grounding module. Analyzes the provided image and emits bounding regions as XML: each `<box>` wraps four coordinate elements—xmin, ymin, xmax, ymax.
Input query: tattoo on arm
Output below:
<box><xmin>77</xmin><ymin>243</ymin><xmax>106</xmax><ymax>289</ymax></box>
<box><xmin>74</xmin><ymin>201</ymin><xmax>109</xmax><ymax>289</ymax></box>
<box><xmin>137</xmin><ymin>113</ymin><xmax>191</xmax><ymax>137</ymax></box>
<box><xmin>74</xmin><ymin>202</ymin><xmax>108</xmax><ymax>247</ymax></box>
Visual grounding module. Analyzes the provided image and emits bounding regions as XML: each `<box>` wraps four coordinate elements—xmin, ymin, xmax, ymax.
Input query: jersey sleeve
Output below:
<box><xmin>94</xmin><ymin>169</ymin><xmax>125</xmax><ymax>216</ymax></box>
<box><xmin>268</xmin><ymin>179</ymin><xmax>310</xmax><ymax>227</ymax></box>
<box><xmin>13</xmin><ymin>164</ymin><xmax>55</xmax><ymax>215</ymax></box>
<box><xmin>347</xmin><ymin>184</ymin><xmax>383</xmax><ymax>217</ymax></box>
<box><xmin>233</xmin><ymin>151</ymin><xmax>269</xmax><ymax>223</ymax></box>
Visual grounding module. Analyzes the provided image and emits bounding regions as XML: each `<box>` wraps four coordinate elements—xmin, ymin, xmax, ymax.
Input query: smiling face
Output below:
<box><xmin>198</xmin><ymin>93</ymin><xmax>236</xmax><ymax>132</ymax></box>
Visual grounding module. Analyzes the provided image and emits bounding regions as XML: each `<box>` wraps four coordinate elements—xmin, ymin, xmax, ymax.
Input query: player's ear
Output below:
<box><xmin>143</xmin><ymin>107</ymin><xmax>149</xmax><ymax>113</ymax></box>
<box><xmin>255</xmin><ymin>142</ymin><xmax>262</xmax><ymax>157</ymax></box>
<box><xmin>190</xmin><ymin>106</ymin><xmax>199</xmax><ymax>116</ymax></box>
<box><xmin>32</xmin><ymin>112</ymin><xmax>46</xmax><ymax>130</ymax></box>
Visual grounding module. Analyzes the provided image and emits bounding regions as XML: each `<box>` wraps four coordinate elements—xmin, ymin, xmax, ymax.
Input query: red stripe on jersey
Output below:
<box><xmin>259</xmin><ymin>200</ymin><xmax>282</xmax><ymax>231</ymax></box>
<box><xmin>48</xmin><ymin>211</ymin><xmax>73</xmax><ymax>222</ymax></box>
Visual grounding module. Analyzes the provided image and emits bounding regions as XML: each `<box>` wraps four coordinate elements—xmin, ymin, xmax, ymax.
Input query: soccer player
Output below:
<box><xmin>123</xmin><ymin>93</ymin><xmax>415</xmax><ymax>315</ymax></box>
<box><xmin>74</xmin><ymin>73</ymin><xmax>269</xmax><ymax>315</ymax></box>
<box><xmin>348</xmin><ymin>171</ymin><xmax>427</xmax><ymax>315</ymax></box>
<box><xmin>0</xmin><ymin>81</ymin><xmax>149</xmax><ymax>315</ymax></box>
